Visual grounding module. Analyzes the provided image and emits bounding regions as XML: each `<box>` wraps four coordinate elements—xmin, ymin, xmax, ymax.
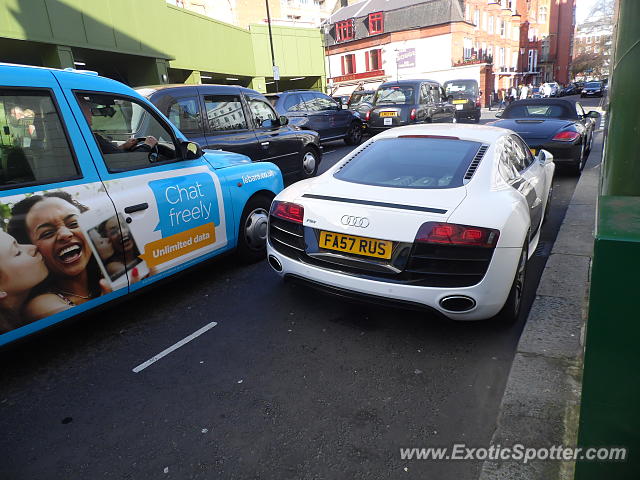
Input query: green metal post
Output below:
<box><xmin>575</xmin><ymin>0</ymin><xmax>640</xmax><ymax>478</ymax></box>
<box><xmin>600</xmin><ymin>0</ymin><xmax>640</xmax><ymax>196</ymax></box>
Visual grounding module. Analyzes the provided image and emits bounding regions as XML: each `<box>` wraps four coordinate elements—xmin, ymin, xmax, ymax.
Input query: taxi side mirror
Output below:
<box><xmin>180</xmin><ymin>141</ymin><xmax>203</xmax><ymax>160</ymax></box>
<box><xmin>587</xmin><ymin>111</ymin><xmax>600</xmax><ymax>119</ymax></box>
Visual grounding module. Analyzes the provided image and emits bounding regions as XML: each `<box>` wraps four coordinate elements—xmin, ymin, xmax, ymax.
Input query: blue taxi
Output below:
<box><xmin>0</xmin><ymin>64</ymin><xmax>283</xmax><ymax>346</ymax></box>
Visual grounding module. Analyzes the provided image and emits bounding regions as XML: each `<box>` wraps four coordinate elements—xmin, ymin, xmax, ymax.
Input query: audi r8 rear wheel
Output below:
<box><xmin>495</xmin><ymin>241</ymin><xmax>528</xmax><ymax>324</ymax></box>
<box><xmin>237</xmin><ymin>194</ymin><xmax>272</xmax><ymax>263</ymax></box>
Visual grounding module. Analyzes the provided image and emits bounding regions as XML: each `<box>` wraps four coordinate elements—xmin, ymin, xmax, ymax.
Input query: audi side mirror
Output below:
<box><xmin>180</xmin><ymin>140</ymin><xmax>203</xmax><ymax>160</ymax></box>
<box><xmin>538</xmin><ymin>149</ymin><xmax>553</xmax><ymax>165</ymax></box>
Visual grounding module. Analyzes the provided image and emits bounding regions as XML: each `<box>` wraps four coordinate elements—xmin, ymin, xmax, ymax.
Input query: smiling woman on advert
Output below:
<box><xmin>8</xmin><ymin>191</ymin><xmax>110</xmax><ymax>321</ymax></box>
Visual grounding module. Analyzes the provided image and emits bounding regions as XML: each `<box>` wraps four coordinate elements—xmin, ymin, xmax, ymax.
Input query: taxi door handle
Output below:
<box><xmin>124</xmin><ymin>203</ymin><xmax>149</xmax><ymax>214</ymax></box>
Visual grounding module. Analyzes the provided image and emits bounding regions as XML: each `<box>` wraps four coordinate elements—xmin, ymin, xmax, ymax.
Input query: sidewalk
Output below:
<box><xmin>478</xmin><ymin>126</ymin><xmax>602</xmax><ymax>479</ymax></box>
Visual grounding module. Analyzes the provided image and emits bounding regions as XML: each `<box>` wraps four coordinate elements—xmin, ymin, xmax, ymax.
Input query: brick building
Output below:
<box><xmin>324</xmin><ymin>0</ymin><xmax>576</xmax><ymax>102</ymax></box>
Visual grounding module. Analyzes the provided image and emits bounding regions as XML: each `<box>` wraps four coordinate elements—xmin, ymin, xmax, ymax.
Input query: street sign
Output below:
<box><xmin>273</xmin><ymin>65</ymin><xmax>280</xmax><ymax>80</ymax></box>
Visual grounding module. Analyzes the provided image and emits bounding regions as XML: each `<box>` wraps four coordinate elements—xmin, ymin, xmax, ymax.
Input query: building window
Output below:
<box><xmin>499</xmin><ymin>19</ymin><xmax>505</xmax><ymax>37</ymax></box>
<box><xmin>341</xmin><ymin>54</ymin><xmax>356</xmax><ymax>74</ymax></box>
<box><xmin>463</xmin><ymin>38</ymin><xmax>473</xmax><ymax>60</ymax></box>
<box><xmin>336</xmin><ymin>19</ymin><xmax>354</xmax><ymax>42</ymax></box>
<box><xmin>498</xmin><ymin>47</ymin><xmax>505</xmax><ymax>67</ymax></box>
<box><xmin>474</xmin><ymin>9</ymin><xmax>480</xmax><ymax>27</ymax></box>
<box><xmin>368</xmin><ymin>12</ymin><xmax>384</xmax><ymax>34</ymax></box>
<box><xmin>482</xmin><ymin>12</ymin><xmax>487</xmax><ymax>30</ymax></box>
<box><xmin>488</xmin><ymin>16</ymin><xmax>494</xmax><ymax>34</ymax></box>
<box><xmin>539</xmin><ymin>6</ymin><xmax>547</xmax><ymax>23</ymax></box>
<box><xmin>465</xmin><ymin>4</ymin><xmax>470</xmax><ymax>21</ymax></box>
<box><xmin>365</xmin><ymin>49</ymin><xmax>382</xmax><ymax>71</ymax></box>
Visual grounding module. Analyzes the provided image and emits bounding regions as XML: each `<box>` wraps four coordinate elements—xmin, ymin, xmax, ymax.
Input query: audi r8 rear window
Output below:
<box><xmin>334</xmin><ymin>137</ymin><xmax>482</xmax><ymax>189</ymax></box>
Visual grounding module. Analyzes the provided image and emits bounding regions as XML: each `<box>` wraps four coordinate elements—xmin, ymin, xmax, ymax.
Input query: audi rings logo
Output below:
<box><xmin>341</xmin><ymin>215</ymin><xmax>370</xmax><ymax>228</ymax></box>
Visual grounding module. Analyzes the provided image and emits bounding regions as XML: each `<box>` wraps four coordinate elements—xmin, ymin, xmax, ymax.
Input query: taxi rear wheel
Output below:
<box><xmin>344</xmin><ymin>122</ymin><xmax>363</xmax><ymax>145</ymax></box>
<box><xmin>237</xmin><ymin>195</ymin><xmax>272</xmax><ymax>263</ymax></box>
<box><xmin>299</xmin><ymin>147</ymin><xmax>319</xmax><ymax>180</ymax></box>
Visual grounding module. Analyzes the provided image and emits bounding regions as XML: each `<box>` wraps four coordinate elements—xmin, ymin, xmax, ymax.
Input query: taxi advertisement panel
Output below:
<box><xmin>0</xmin><ymin>167</ymin><xmax>227</xmax><ymax>339</ymax></box>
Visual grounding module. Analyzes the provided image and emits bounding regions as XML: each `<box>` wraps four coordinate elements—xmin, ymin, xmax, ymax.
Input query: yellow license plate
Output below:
<box><xmin>453</xmin><ymin>99</ymin><xmax>467</xmax><ymax>104</ymax></box>
<box><xmin>530</xmin><ymin>148</ymin><xmax>537</xmax><ymax>155</ymax></box>
<box><xmin>319</xmin><ymin>231</ymin><xmax>393</xmax><ymax>259</ymax></box>
<box><xmin>379</xmin><ymin>111</ymin><xmax>397</xmax><ymax>117</ymax></box>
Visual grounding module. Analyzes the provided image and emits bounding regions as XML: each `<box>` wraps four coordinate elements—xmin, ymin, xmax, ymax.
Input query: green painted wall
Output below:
<box><xmin>0</xmin><ymin>0</ymin><xmax>325</xmax><ymax>85</ymax></box>
<box><xmin>250</xmin><ymin>24</ymin><xmax>325</xmax><ymax>78</ymax></box>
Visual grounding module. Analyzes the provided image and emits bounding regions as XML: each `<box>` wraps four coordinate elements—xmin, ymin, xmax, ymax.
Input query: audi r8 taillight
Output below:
<box><xmin>552</xmin><ymin>131</ymin><xmax>581</xmax><ymax>142</ymax></box>
<box><xmin>270</xmin><ymin>201</ymin><xmax>304</xmax><ymax>223</ymax></box>
<box><xmin>415</xmin><ymin>222</ymin><xmax>499</xmax><ymax>247</ymax></box>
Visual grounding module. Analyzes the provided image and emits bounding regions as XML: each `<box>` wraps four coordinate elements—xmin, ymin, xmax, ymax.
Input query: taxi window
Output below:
<box><xmin>0</xmin><ymin>90</ymin><xmax>79</xmax><ymax>188</ymax></box>
<box><xmin>166</xmin><ymin>96</ymin><xmax>201</xmax><ymax>134</ymax></box>
<box><xmin>75</xmin><ymin>92</ymin><xmax>179</xmax><ymax>173</ymax></box>
<box><xmin>248</xmin><ymin>97</ymin><xmax>278</xmax><ymax>127</ymax></box>
<box><xmin>204</xmin><ymin>95</ymin><xmax>249</xmax><ymax>132</ymax></box>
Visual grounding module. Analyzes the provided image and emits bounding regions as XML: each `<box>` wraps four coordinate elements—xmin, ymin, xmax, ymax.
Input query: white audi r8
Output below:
<box><xmin>266</xmin><ymin>124</ymin><xmax>555</xmax><ymax>322</ymax></box>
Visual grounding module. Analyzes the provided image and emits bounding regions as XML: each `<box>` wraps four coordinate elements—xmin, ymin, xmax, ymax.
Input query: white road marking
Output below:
<box><xmin>132</xmin><ymin>321</ymin><xmax>218</xmax><ymax>373</ymax></box>
<box><xmin>323</xmin><ymin>150</ymin><xmax>336</xmax><ymax>155</ymax></box>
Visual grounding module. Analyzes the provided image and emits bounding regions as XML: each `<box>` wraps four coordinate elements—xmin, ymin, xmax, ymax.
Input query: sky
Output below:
<box><xmin>575</xmin><ymin>0</ymin><xmax>599</xmax><ymax>24</ymax></box>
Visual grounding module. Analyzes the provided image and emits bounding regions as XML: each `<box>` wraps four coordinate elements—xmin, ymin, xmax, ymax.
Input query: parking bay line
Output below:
<box><xmin>132</xmin><ymin>321</ymin><xmax>218</xmax><ymax>373</ymax></box>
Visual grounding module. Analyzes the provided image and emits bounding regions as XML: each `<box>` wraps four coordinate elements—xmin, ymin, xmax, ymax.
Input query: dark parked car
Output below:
<box><xmin>489</xmin><ymin>98</ymin><xmax>599</xmax><ymax>175</ymax></box>
<box><xmin>560</xmin><ymin>84</ymin><xmax>578</xmax><ymax>96</ymax></box>
<box><xmin>346</xmin><ymin>89</ymin><xmax>375</xmax><ymax>130</ymax></box>
<box><xmin>138</xmin><ymin>84</ymin><xmax>322</xmax><ymax>180</ymax></box>
<box><xmin>443</xmin><ymin>78</ymin><xmax>481</xmax><ymax>122</ymax></box>
<box><xmin>581</xmin><ymin>81</ymin><xmax>603</xmax><ymax>97</ymax></box>
<box><xmin>332</xmin><ymin>94</ymin><xmax>350</xmax><ymax>108</ymax></box>
<box><xmin>347</xmin><ymin>89</ymin><xmax>375</xmax><ymax>116</ymax></box>
<box><xmin>266</xmin><ymin>90</ymin><xmax>363</xmax><ymax>145</ymax></box>
<box><xmin>366</xmin><ymin>80</ymin><xmax>455</xmax><ymax>134</ymax></box>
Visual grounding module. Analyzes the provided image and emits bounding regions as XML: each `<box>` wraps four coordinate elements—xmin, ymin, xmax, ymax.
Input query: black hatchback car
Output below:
<box><xmin>443</xmin><ymin>78</ymin><xmax>481</xmax><ymax>123</ymax></box>
<box><xmin>266</xmin><ymin>90</ymin><xmax>363</xmax><ymax>145</ymax></box>
<box><xmin>366</xmin><ymin>80</ymin><xmax>455</xmax><ymax>134</ymax></box>
<box><xmin>138</xmin><ymin>84</ymin><xmax>322</xmax><ymax>180</ymax></box>
<box><xmin>581</xmin><ymin>81</ymin><xmax>603</xmax><ymax>98</ymax></box>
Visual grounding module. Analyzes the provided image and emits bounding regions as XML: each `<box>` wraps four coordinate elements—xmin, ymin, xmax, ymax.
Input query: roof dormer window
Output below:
<box><xmin>336</xmin><ymin>19</ymin><xmax>355</xmax><ymax>41</ymax></box>
<box><xmin>368</xmin><ymin>12</ymin><xmax>384</xmax><ymax>35</ymax></box>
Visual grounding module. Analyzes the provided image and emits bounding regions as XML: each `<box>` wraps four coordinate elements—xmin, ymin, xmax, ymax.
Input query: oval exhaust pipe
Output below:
<box><xmin>439</xmin><ymin>295</ymin><xmax>476</xmax><ymax>313</ymax></box>
<box><xmin>268</xmin><ymin>255</ymin><xmax>283</xmax><ymax>272</ymax></box>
